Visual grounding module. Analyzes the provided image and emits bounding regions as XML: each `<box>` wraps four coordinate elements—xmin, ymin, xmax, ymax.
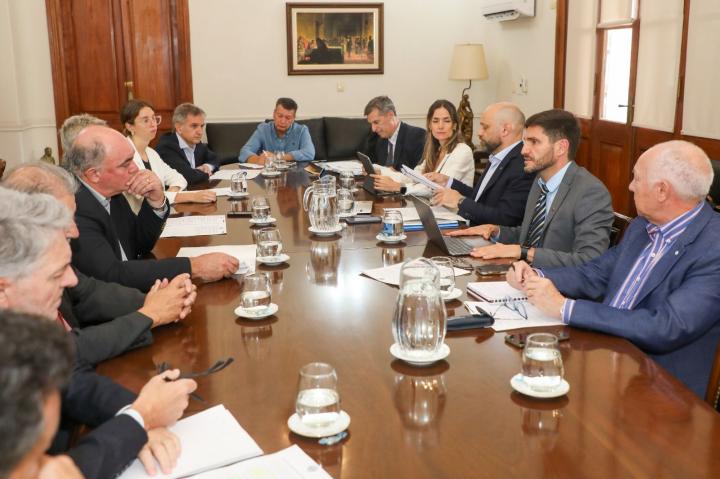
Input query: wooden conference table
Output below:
<box><xmin>99</xmin><ymin>165</ymin><xmax>720</xmax><ymax>478</ymax></box>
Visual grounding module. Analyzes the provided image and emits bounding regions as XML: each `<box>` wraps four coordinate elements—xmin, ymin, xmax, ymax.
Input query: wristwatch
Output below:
<box><xmin>520</xmin><ymin>246</ymin><xmax>530</xmax><ymax>262</ymax></box>
<box><xmin>151</xmin><ymin>198</ymin><xmax>168</xmax><ymax>212</ymax></box>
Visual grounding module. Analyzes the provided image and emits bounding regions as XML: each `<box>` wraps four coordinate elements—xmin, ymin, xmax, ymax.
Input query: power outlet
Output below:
<box><xmin>517</xmin><ymin>77</ymin><xmax>528</xmax><ymax>95</ymax></box>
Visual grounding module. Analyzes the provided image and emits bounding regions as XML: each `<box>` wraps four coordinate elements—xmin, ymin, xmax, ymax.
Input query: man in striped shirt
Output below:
<box><xmin>509</xmin><ymin>140</ymin><xmax>720</xmax><ymax>398</ymax></box>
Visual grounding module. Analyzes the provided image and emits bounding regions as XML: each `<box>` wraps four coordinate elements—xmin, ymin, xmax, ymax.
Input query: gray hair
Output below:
<box><xmin>63</xmin><ymin>139</ymin><xmax>106</xmax><ymax>175</ymax></box>
<box><xmin>647</xmin><ymin>140</ymin><xmax>714</xmax><ymax>201</ymax></box>
<box><xmin>172</xmin><ymin>103</ymin><xmax>206</xmax><ymax>125</ymax></box>
<box><xmin>0</xmin><ymin>187</ymin><xmax>72</xmax><ymax>280</ymax></box>
<box><xmin>59</xmin><ymin>114</ymin><xmax>107</xmax><ymax>153</ymax></box>
<box><xmin>3</xmin><ymin>161</ymin><xmax>78</xmax><ymax>195</ymax></box>
<box><xmin>0</xmin><ymin>310</ymin><xmax>74</xmax><ymax>479</ymax></box>
<box><xmin>364</xmin><ymin>95</ymin><xmax>396</xmax><ymax>116</ymax></box>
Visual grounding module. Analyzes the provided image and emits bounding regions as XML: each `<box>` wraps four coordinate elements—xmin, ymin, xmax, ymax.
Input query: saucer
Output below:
<box><xmin>234</xmin><ymin>303</ymin><xmax>278</xmax><ymax>320</ymax></box>
<box><xmin>389</xmin><ymin>343</ymin><xmax>450</xmax><ymax>366</ymax></box>
<box><xmin>338</xmin><ymin>210</ymin><xmax>356</xmax><ymax>218</ymax></box>
<box><xmin>228</xmin><ymin>191</ymin><xmax>249</xmax><ymax>199</ymax></box>
<box><xmin>262</xmin><ymin>171</ymin><xmax>282</xmax><ymax>177</ymax></box>
<box><xmin>510</xmin><ymin>373</ymin><xmax>570</xmax><ymax>399</ymax></box>
<box><xmin>249</xmin><ymin>217</ymin><xmax>277</xmax><ymax>225</ymax></box>
<box><xmin>287</xmin><ymin>410</ymin><xmax>350</xmax><ymax>438</ymax></box>
<box><xmin>376</xmin><ymin>233</ymin><xmax>407</xmax><ymax>244</ymax></box>
<box><xmin>308</xmin><ymin>225</ymin><xmax>343</xmax><ymax>236</ymax></box>
<box><xmin>256</xmin><ymin>253</ymin><xmax>289</xmax><ymax>265</ymax></box>
<box><xmin>442</xmin><ymin>287</ymin><xmax>463</xmax><ymax>302</ymax></box>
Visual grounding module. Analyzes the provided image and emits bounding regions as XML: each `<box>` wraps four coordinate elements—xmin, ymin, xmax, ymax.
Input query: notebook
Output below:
<box><xmin>466</xmin><ymin>281</ymin><xmax>527</xmax><ymax>303</ymax></box>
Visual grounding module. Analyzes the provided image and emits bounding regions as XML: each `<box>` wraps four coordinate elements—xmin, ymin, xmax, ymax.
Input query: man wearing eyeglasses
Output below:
<box><xmin>155</xmin><ymin>103</ymin><xmax>220</xmax><ymax>185</ymax></box>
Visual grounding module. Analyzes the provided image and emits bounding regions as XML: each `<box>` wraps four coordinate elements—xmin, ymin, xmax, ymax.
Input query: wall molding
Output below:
<box><xmin>0</xmin><ymin>121</ymin><xmax>57</xmax><ymax>132</ymax></box>
<box><xmin>204</xmin><ymin>113</ymin><xmax>472</xmax><ymax>123</ymax></box>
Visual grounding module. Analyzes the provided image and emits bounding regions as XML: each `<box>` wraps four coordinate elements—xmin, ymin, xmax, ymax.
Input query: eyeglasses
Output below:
<box><xmin>493</xmin><ymin>297</ymin><xmax>528</xmax><ymax>320</ymax></box>
<box><xmin>137</xmin><ymin>115</ymin><xmax>161</xmax><ymax>125</ymax></box>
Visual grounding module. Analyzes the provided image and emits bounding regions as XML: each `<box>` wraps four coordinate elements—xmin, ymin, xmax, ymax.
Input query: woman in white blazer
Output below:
<box><xmin>121</xmin><ymin>99</ymin><xmax>216</xmax><ymax>213</ymax></box>
<box><xmin>371</xmin><ymin>99</ymin><xmax>474</xmax><ymax>197</ymax></box>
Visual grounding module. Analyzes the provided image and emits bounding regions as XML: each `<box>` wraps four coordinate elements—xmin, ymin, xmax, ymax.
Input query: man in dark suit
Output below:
<box><xmin>428</xmin><ymin>102</ymin><xmax>534</xmax><ymax>226</ymax></box>
<box><xmin>0</xmin><ymin>188</ymin><xmax>197</xmax><ymax>478</ymax></box>
<box><xmin>65</xmin><ymin>125</ymin><xmax>238</xmax><ymax>292</ymax></box>
<box><xmin>363</xmin><ymin>95</ymin><xmax>425</xmax><ymax>170</ymax></box>
<box><xmin>447</xmin><ymin>109</ymin><xmax>613</xmax><ymax>268</ymax></box>
<box><xmin>511</xmin><ymin>140</ymin><xmax>720</xmax><ymax>398</ymax></box>
<box><xmin>3</xmin><ymin>162</ymin><xmax>197</xmax><ymax>366</ymax></box>
<box><xmin>155</xmin><ymin>103</ymin><xmax>220</xmax><ymax>185</ymax></box>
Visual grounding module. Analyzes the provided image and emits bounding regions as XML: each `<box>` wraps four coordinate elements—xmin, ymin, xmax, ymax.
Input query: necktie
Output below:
<box><xmin>525</xmin><ymin>182</ymin><xmax>549</xmax><ymax>248</ymax></box>
<box><xmin>56</xmin><ymin>311</ymin><xmax>71</xmax><ymax>332</ymax></box>
<box><xmin>387</xmin><ymin>142</ymin><xmax>394</xmax><ymax>166</ymax></box>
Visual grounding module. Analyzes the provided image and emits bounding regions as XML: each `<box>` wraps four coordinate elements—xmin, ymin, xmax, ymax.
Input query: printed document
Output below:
<box><xmin>362</xmin><ymin>261</ymin><xmax>470</xmax><ymax>286</ymax></box>
<box><xmin>210</xmin><ymin>169</ymin><xmax>262</xmax><ymax>181</ymax></box>
<box><xmin>464</xmin><ymin>301</ymin><xmax>563</xmax><ymax>331</ymax></box>
<box><xmin>400</xmin><ymin>165</ymin><xmax>443</xmax><ymax>190</ymax></box>
<box><xmin>160</xmin><ymin>215</ymin><xmax>227</xmax><ymax>238</ymax></box>
<box><xmin>177</xmin><ymin>244</ymin><xmax>256</xmax><ymax>274</ymax></box>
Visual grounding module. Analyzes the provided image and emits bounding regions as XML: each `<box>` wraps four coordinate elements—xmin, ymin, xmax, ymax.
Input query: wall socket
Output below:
<box><xmin>517</xmin><ymin>77</ymin><xmax>528</xmax><ymax>95</ymax></box>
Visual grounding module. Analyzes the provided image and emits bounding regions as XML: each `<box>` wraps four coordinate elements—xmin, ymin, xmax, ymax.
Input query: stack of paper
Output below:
<box><xmin>312</xmin><ymin>160</ymin><xmax>364</xmax><ymax>176</ymax></box>
<box><xmin>160</xmin><ymin>215</ymin><xmax>227</xmax><ymax>238</ymax></box>
<box><xmin>119</xmin><ymin>405</ymin><xmax>264</xmax><ymax>479</ymax></box>
<box><xmin>176</xmin><ymin>244</ymin><xmax>256</xmax><ymax>275</ymax></box>
<box><xmin>210</xmin><ymin>169</ymin><xmax>262</xmax><ymax>181</ymax></box>
<box><xmin>400</xmin><ymin>165</ymin><xmax>442</xmax><ymax>190</ymax></box>
<box><xmin>383</xmin><ymin>206</ymin><xmax>466</xmax><ymax>231</ymax></box>
<box><xmin>238</xmin><ymin>163</ymin><xmax>264</xmax><ymax>169</ymax></box>
<box><xmin>362</xmin><ymin>261</ymin><xmax>471</xmax><ymax>286</ymax></box>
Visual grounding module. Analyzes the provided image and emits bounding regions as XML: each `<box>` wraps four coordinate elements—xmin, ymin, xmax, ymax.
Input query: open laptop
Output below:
<box><xmin>356</xmin><ymin>151</ymin><xmax>395</xmax><ymax>196</ymax></box>
<box><xmin>411</xmin><ymin>195</ymin><xmax>491</xmax><ymax>256</ymax></box>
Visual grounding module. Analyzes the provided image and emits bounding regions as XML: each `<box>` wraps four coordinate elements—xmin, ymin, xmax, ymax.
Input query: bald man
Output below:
<box><xmin>509</xmin><ymin>140</ymin><xmax>720</xmax><ymax>398</ymax></box>
<box><xmin>428</xmin><ymin>102</ymin><xmax>534</xmax><ymax>227</ymax></box>
<box><xmin>65</xmin><ymin>125</ymin><xmax>238</xmax><ymax>292</ymax></box>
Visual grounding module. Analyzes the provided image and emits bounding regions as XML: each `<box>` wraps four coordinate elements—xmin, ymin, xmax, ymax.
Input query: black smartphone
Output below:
<box><xmin>344</xmin><ymin>215</ymin><xmax>382</xmax><ymax>225</ymax></box>
<box><xmin>476</xmin><ymin>264</ymin><xmax>511</xmax><ymax>276</ymax></box>
<box><xmin>505</xmin><ymin>330</ymin><xmax>570</xmax><ymax>348</ymax></box>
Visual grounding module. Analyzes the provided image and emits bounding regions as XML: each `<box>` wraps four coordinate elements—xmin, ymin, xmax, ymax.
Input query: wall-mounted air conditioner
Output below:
<box><xmin>481</xmin><ymin>0</ymin><xmax>535</xmax><ymax>22</ymax></box>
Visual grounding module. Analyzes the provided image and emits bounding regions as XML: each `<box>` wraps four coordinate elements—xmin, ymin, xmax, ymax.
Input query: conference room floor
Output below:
<box><xmin>98</xmin><ymin>165</ymin><xmax>720</xmax><ymax>478</ymax></box>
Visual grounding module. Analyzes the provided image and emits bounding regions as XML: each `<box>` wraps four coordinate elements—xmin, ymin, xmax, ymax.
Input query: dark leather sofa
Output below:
<box><xmin>206</xmin><ymin>117</ymin><xmax>372</xmax><ymax>164</ymax></box>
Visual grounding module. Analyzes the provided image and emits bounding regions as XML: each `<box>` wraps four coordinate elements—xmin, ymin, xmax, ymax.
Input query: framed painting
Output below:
<box><xmin>286</xmin><ymin>3</ymin><xmax>384</xmax><ymax>75</ymax></box>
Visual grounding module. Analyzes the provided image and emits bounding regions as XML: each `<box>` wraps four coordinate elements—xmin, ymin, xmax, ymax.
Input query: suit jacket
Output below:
<box><xmin>61</xmin><ymin>269</ymin><xmax>153</xmax><ymax>366</ymax></box>
<box><xmin>155</xmin><ymin>131</ymin><xmax>220</xmax><ymax>185</ymax></box>
<box><xmin>57</xmin><ymin>366</ymin><xmax>148</xmax><ymax>479</ymax></box>
<box><xmin>498</xmin><ymin>162</ymin><xmax>614</xmax><ymax>267</ymax></box>
<box><xmin>72</xmin><ymin>182</ymin><xmax>191</xmax><ymax>292</ymax></box>
<box><xmin>452</xmin><ymin>142</ymin><xmax>534</xmax><ymax>226</ymax></box>
<box><xmin>543</xmin><ymin>202</ymin><xmax>720</xmax><ymax>398</ymax></box>
<box><xmin>368</xmin><ymin>122</ymin><xmax>425</xmax><ymax>170</ymax></box>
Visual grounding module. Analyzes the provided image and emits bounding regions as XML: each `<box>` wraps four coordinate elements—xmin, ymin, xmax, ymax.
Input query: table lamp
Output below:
<box><xmin>449</xmin><ymin>44</ymin><xmax>489</xmax><ymax>148</ymax></box>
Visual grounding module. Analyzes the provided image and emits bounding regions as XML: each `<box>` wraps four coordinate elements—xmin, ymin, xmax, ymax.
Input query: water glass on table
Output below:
<box><xmin>263</xmin><ymin>154</ymin><xmax>277</xmax><ymax>174</ymax></box>
<box><xmin>431</xmin><ymin>257</ymin><xmax>456</xmax><ymax>295</ymax></box>
<box><xmin>256</xmin><ymin>227</ymin><xmax>283</xmax><ymax>259</ymax></box>
<box><xmin>240</xmin><ymin>273</ymin><xmax>272</xmax><ymax>313</ymax></box>
<box><xmin>274</xmin><ymin>151</ymin><xmax>287</xmax><ymax>169</ymax></box>
<box><xmin>231</xmin><ymin>171</ymin><xmax>248</xmax><ymax>195</ymax></box>
<box><xmin>382</xmin><ymin>210</ymin><xmax>404</xmax><ymax>238</ymax></box>
<box><xmin>251</xmin><ymin>196</ymin><xmax>270</xmax><ymax>221</ymax></box>
<box><xmin>339</xmin><ymin>170</ymin><xmax>355</xmax><ymax>191</ymax></box>
<box><xmin>521</xmin><ymin>333</ymin><xmax>565</xmax><ymax>392</ymax></box>
<box><xmin>295</xmin><ymin>362</ymin><xmax>341</xmax><ymax>428</ymax></box>
<box><xmin>337</xmin><ymin>188</ymin><xmax>354</xmax><ymax>216</ymax></box>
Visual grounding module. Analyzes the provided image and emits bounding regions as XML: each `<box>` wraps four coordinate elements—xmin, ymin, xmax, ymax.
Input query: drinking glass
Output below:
<box><xmin>295</xmin><ymin>362</ymin><xmax>341</xmax><ymax>428</ymax></box>
<box><xmin>382</xmin><ymin>210</ymin><xmax>404</xmax><ymax>238</ymax></box>
<box><xmin>337</xmin><ymin>188</ymin><xmax>354</xmax><ymax>216</ymax></box>
<box><xmin>231</xmin><ymin>171</ymin><xmax>248</xmax><ymax>195</ymax></box>
<box><xmin>521</xmin><ymin>333</ymin><xmax>564</xmax><ymax>392</ymax></box>
<box><xmin>240</xmin><ymin>273</ymin><xmax>272</xmax><ymax>312</ymax></box>
<box><xmin>431</xmin><ymin>257</ymin><xmax>456</xmax><ymax>296</ymax></box>
<box><xmin>275</xmin><ymin>151</ymin><xmax>287</xmax><ymax>170</ymax></box>
<box><xmin>339</xmin><ymin>170</ymin><xmax>355</xmax><ymax>191</ymax></box>
<box><xmin>256</xmin><ymin>227</ymin><xmax>283</xmax><ymax>259</ymax></box>
<box><xmin>251</xmin><ymin>196</ymin><xmax>270</xmax><ymax>221</ymax></box>
<box><xmin>263</xmin><ymin>154</ymin><xmax>277</xmax><ymax>174</ymax></box>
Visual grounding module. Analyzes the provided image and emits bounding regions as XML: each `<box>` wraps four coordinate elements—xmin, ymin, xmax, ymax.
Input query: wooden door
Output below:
<box><xmin>46</xmin><ymin>0</ymin><xmax>192</xmax><ymax>145</ymax></box>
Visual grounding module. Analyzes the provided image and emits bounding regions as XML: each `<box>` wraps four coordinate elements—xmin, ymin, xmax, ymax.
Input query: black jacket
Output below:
<box><xmin>155</xmin><ymin>131</ymin><xmax>220</xmax><ymax>185</ymax></box>
<box><xmin>367</xmin><ymin>122</ymin><xmax>426</xmax><ymax>170</ymax></box>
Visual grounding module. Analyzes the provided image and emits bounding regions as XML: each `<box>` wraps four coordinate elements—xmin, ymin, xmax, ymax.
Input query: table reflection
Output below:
<box><xmin>240</xmin><ymin>323</ymin><xmax>273</xmax><ymax>360</ymax></box>
<box><xmin>306</xmin><ymin>240</ymin><xmax>341</xmax><ymax>285</ymax></box>
<box><xmin>393</xmin><ymin>373</ymin><xmax>447</xmax><ymax>449</ymax></box>
<box><xmin>382</xmin><ymin>246</ymin><xmax>405</xmax><ymax>266</ymax></box>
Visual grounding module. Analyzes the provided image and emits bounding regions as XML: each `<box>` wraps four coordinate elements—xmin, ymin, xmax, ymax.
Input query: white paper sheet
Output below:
<box><xmin>119</xmin><ymin>405</ymin><xmax>264</xmax><ymax>479</ymax></box>
<box><xmin>362</xmin><ymin>261</ymin><xmax>470</xmax><ymax>286</ymax></box>
<box><xmin>464</xmin><ymin>301</ymin><xmax>563</xmax><ymax>331</ymax></box>
<box><xmin>238</xmin><ymin>163</ymin><xmax>264</xmax><ymax>169</ymax></box>
<box><xmin>176</xmin><ymin>244</ymin><xmax>256</xmax><ymax>274</ymax></box>
<box><xmin>466</xmin><ymin>281</ymin><xmax>527</xmax><ymax>302</ymax></box>
<box><xmin>191</xmin><ymin>445</ymin><xmax>332</xmax><ymax>479</ymax></box>
<box><xmin>160</xmin><ymin>215</ymin><xmax>227</xmax><ymax>238</ymax></box>
<box><xmin>354</xmin><ymin>201</ymin><xmax>373</xmax><ymax>214</ymax></box>
<box><xmin>400</xmin><ymin>165</ymin><xmax>443</xmax><ymax>190</ymax></box>
<box><xmin>314</xmin><ymin>160</ymin><xmax>364</xmax><ymax>175</ymax></box>
<box><xmin>210</xmin><ymin>169</ymin><xmax>262</xmax><ymax>181</ymax></box>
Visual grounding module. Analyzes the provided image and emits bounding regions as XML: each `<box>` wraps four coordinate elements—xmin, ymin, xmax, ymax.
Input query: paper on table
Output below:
<box><xmin>190</xmin><ymin>445</ymin><xmax>332</xmax><ymax>479</ymax></box>
<box><xmin>118</xmin><ymin>405</ymin><xmax>264</xmax><ymax>479</ymax></box>
<box><xmin>238</xmin><ymin>162</ymin><xmax>264</xmax><ymax>169</ymax></box>
<box><xmin>210</xmin><ymin>169</ymin><xmax>262</xmax><ymax>181</ymax></box>
<box><xmin>177</xmin><ymin>244</ymin><xmax>256</xmax><ymax>274</ymax></box>
<box><xmin>466</xmin><ymin>281</ymin><xmax>527</xmax><ymax>303</ymax></box>
<box><xmin>354</xmin><ymin>201</ymin><xmax>373</xmax><ymax>214</ymax></box>
<box><xmin>314</xmin><ymin>160</ymin><xmax>364</xmax><ymax>175</ymax></box>
<box><xmin>464</xmin><ymin>301</ymin><xmax>563</xmax><ymax>331</ymax></box>
<box><xmin>362</xmin><ymin>261</ymin><xmax>470</xmax><ymax>286</ymax></box>
<box><xmin>400</xmin><ymin>165</ymin><xmax>442</xmax><ymax>190</ymax></box>
<box><xmin>383</xmin><ymin>206</ymin><xmax>466</xmax><ymax>223</ymax></box>
<box><xmin>160</xmin><ymin>215</ymin><xmax>227</xmax><ymax>238</ymax></box>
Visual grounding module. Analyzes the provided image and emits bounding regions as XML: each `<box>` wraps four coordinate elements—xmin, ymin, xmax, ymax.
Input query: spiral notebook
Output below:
<box><xmin>466</xmin><ymin>281</ymin><xmax>527</xmax><ymax>303</ymax></box>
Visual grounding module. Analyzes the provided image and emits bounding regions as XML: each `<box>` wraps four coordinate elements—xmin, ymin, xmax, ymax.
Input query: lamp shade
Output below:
<box><xmin>449</xmin><ymin>44</ymin><xmax>489</xmax><ymax>80</ymax></box>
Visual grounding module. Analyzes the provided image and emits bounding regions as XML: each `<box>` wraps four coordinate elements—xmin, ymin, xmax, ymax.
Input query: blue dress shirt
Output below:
<box><xmin>238</xmin><ymin>121</ymin><xmax>315</xmax><ymax>163</ymax></box>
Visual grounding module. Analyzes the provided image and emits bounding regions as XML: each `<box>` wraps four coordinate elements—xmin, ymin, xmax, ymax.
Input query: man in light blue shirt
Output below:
<box><xmin>238</xmin><ymin>98</ymin><xmax>315</xmax><ymax>164</ymax></box>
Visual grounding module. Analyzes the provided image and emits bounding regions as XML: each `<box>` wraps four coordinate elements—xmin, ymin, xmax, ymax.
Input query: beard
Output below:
<box><xmin>478</xmin><ymin>137</ymin><xmax>501</xmax><ymax>154</ymax></box>
<box><xmin>523</xmin><ymin>150</ymin><xmax>556</xmax><ymax>174</ymax></box>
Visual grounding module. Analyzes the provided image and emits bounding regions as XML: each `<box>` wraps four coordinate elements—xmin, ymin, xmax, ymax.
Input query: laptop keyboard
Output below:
<box><xmin>444</xmin><ymin>237</ymin><xmax>473</xmax><ymax>255</ymax></box>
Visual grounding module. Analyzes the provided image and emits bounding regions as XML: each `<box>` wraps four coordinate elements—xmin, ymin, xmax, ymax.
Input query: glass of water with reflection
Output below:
<box><xmin>256</xmin><ymin>227</ymin><xmax>283</xmax><ymax>259</ymax></box>
<box><xmin>295</xmin><ymin>362</ymin><xmax>340</xmax><ymax>428</ymax></box>
<box><xmin>275</xmin><ymin>151</ymin><xmax>286</xmax><ymax>170</ymax></box>
<box><xmin>382</xmin><ymin>210</ymin><xmax>404</xmax><ymax>238</ymax></box>
<box><xmin>231</xmin><ymin>171</ymin><xmax>247</xmax><ymax>195</ymax></box>
<box><xmin>337</xmin><ymin>188</ymin><xmax>354</xmax><ymax>216</ymax></box>
<box><xmin>521</xmin><ymin>333</ymin><xmax>564</xmax><ymax>392</ymax></box>
<box><xmin>251</xmin><ymin>196</ymin><xmax>270</xmax><ymax>221</ymax></box>
<box><xmin>431</xmin><ymin>257</ymin><xmax>456</xmax><ymax>295</ymax></box>
<box><xmin>240</xmin><ymin>273</ymin><xmax>272</xmax><ymax>312</ymax></box>
<box><xmin>339</xmin><ymin>170</ymin><xmax>355</xmax><ymax>191</ymax></box>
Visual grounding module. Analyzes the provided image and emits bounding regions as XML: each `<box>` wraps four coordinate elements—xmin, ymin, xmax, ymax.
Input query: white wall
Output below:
<box><xmin>0</xmin><ymin>0</ymin><xmax>557</xmax><ymax>170</ymax></box>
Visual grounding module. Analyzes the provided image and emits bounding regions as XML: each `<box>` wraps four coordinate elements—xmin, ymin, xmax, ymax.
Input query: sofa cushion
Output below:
<box><xmin>206</xmin><ymin>122</ymin><xmax>259</xmax><ymax>164</ymax></box>
<box><xmin>323</xmin><ymin>117</ymin><xmax>370</xmax><ymax>160</ymax></box>
<box><xmin>296</xmin><ymin>118</ymin><xmax>325</xmax><ymax>161</ymax></box>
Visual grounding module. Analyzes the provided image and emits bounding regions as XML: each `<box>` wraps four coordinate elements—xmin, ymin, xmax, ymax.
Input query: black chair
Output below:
<box><xmin>708</xmin><ymin>159</ymin><xmax>720</xmax><ymax>210</ymax></box>
<box><xmin>609</xmin><ymin>212</ymin><xmax>633</xmax><ymax>247</ymax></box>
<box><xmin>0</xmin><ymin>158</ymin><xmax>5</xmax><ymax>180</ymax></box>
<box><xmin>705</xmin><ymin>341</ymin><xmax>720</xmax><ymax>412</ymax></box>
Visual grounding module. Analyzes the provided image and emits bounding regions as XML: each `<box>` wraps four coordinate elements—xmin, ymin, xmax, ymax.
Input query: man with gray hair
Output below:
<box><xmin>155</xmin><ymin>102</ymin><xmax>220</xmax><ymax>184</ymax></box>
<box><xmin>509</xmin><ymin>140</ymin><xmax>720</xmax><ymax>398</ymax></box>
<box><xmin>3</xmin><ymin>162</ymin><xmax>197</xmax><ymax>365</ymax></box>
<box><xmin>59</xmin><ymin>113</ymin><xmax>107</xmax><ymax>153</ymax></box>
<box><xmin>364</xmin><ymin>95</ymin><xmax>425</xmax><ymax>170</ymax></box>
<box><xmin>0</xmin><ymin>186</ymin><xmax>198</xmax><ymax>478</ymax></box>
